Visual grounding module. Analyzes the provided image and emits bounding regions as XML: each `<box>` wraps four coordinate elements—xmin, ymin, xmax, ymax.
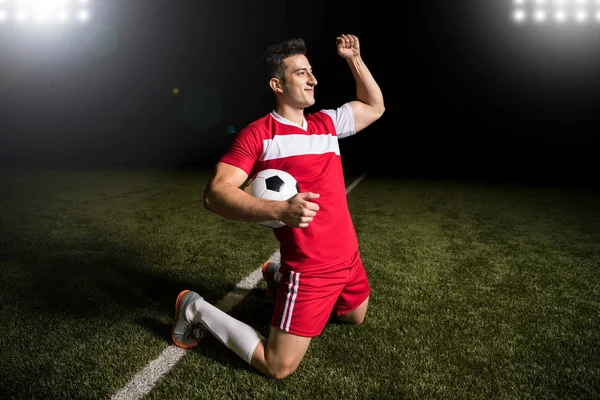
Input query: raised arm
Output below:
<box><xmin>336</xmin><ymin>34</ymin><xmax>385</xmax><ymax>133</ymax></box>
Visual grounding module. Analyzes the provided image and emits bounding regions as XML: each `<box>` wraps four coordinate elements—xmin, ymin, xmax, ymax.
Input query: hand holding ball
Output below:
<box><xmin>245</xmin><ymin>169</ymin><xmax>299</xmax><ymax>228</ymax></box>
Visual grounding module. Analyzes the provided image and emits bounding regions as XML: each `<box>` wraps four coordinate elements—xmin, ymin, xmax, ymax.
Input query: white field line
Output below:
<box><xmin>346</xmin><ymin>172</ymin><xmax>367</xmax><ymax>193</ymax></box>
<box><xmin>110</xmin><ymin>172</ymin><xmax>367</xmax><ymax>400</ymax></box>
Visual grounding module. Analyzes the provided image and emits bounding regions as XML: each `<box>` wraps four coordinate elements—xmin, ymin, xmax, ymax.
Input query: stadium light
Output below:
<box><xmin>0</xmin><ymin>0</ymin><xmax>90</xmax><ymax>24</ymax></box>
<box><xmin>512</xmin><ymin>0</ymin><xmax>600</xmax><ymax>24</ymax></box>
<box><xmin>77</xmin><ymin>10</ymin><xmax>88</xmax><ymax>22</ymax></box>
<box><xmin>575</xmin><ymin>9</ymin><xmax>588</xmax><ymax>22</ymax></box>
<box><xmin>534</xmin><ymin>9</ymin><xmax>548</xmax><ymax>22</ymax></box>
<box><xmin>514</xmin><ymin>8</ymin><xmax>527</xmax><ymax>22</ymax></box>
<box><xmin>555</xmin><ymin>8</ymin><xmax>568</xmax><ymax>22</ymax></box>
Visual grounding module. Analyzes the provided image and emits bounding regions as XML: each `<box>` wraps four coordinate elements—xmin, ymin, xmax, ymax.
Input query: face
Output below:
<box><xmin>277</xmin><ymin>54</ymin><xmax>318</xmax><ymax>109</ymax></box>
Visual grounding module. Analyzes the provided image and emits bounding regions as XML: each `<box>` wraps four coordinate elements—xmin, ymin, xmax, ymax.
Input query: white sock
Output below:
<box><xmin>187</xmin><ymin>297</ymin><xmax>264</xmax><ymax>364</ymax></box>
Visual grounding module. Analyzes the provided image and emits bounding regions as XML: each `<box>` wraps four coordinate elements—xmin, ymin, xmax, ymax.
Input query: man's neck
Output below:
<box><xmin>274</xmin><ymin>105</ymin><xmax>305</xmax><ymax>127</ymax></box>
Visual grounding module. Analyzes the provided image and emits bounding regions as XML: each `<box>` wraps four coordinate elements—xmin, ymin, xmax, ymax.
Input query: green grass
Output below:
<box><xmin>0</xmin><ymin>169</ymin><xmax>598</xmax><ymax>399</ymax></box>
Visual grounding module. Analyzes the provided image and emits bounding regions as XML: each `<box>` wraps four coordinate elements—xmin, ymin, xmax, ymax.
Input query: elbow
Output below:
<box><xmin>369</xmin><ymin>99</ymin><xmax>385</xmax><ymax>121</ymax></box>
<box><xmin>370</xmin><ymin>105</ymin><xmax>385</xmax><ymax>123</ymax></box>
<box><xmin>376</xmin><ymin>104</ymin><xmax>386</xmax><ymax>119</ymax></box>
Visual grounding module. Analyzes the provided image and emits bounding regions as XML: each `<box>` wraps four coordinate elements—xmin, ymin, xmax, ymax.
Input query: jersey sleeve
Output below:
<box><xmin>319</xmin><ymin>103</ymin><xmax>355</xmax><ymax>139</ymax></box>
<box><xmin>219</xmin><ymin>126</ymin><xmax>262</xmax><ymax>176</ymax></box>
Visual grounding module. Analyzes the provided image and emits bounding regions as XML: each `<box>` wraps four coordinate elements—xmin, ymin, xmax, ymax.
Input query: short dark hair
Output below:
<box><xmin>262</xmin><ymin>38</ymin><xmax>307</xmax><ymax>80</ymax></box>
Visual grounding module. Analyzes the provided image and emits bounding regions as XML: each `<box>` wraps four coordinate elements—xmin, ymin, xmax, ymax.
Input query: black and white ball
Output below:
<box><xmin>245</xmin><ymin>169</ymin><xmax>299</xmax><ymax>228</ymax></box>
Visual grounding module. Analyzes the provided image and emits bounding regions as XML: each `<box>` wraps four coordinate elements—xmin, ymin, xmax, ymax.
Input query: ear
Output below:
<box><xmin>269</xmin><ymin>78</ymin><xmax>282</xmax><ymax>93</ymax></box>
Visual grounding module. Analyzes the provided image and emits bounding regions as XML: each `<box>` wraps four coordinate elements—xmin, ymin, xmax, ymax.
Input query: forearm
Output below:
<box><xmin>204</xmin><ymin>184</ymin><xmax>284</xmax><ymax>223</ymax></box>
<box><xmin>347</xmin><ymin>56</ymin><xmax>385</xmax><ymax>112</ymax></box>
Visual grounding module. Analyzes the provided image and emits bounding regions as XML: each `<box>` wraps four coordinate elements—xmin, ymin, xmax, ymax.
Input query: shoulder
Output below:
<box><xmin>236</xmin><ymin>113</ymin><xmax>274</xmax><ymax>139</ymax></box>
<box><xmin>308</xmin><ymin>104</ymin><xmax>355</xmax><ymax>138</ymax></box>
<box><xmin>246</xmin><ymin>113</ymin><xmax>273</xmax><ymax>131</ymax></box>
<box><xmin>316</xmin><ymin>103</ymin><xmax>353</xmax><ymax>124</ymax></box>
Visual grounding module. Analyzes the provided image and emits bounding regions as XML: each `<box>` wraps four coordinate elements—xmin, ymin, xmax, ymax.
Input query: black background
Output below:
<box><xmin>1</xmin><ymin>0</ymin><xmax>598</xmax><ymax>185</ymax></box>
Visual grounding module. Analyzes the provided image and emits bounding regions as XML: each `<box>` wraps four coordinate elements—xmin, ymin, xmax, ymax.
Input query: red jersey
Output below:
<box><xmin>219</xmin><ymin>103</ymin><xmax>357</xmax><ymax>272</ymax></box>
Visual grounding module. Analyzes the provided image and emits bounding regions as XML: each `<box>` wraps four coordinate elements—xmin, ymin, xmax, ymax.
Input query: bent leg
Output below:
<box><xmin>337</xmin><ymin>296</ymin><xmax>369</xmax><ymax>324</ymax></box>
<box><xmin>250</xmin><ymin>326</ymin><xmax>312</xmax><ymax>380</ymax></box>
<box><xmin>335</xmin><ymin>252</ymin><xmax>371</xmax><ymax>325</ymax></box>
<box><xmin>177</xmin><ymin>294</ymin><xmax>309</xmax><ymax>380</ymax></box>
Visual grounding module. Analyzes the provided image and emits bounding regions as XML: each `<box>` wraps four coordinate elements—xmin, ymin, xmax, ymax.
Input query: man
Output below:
<box><xmin>172</xmin><ymin>34</ymin><xmax>385</xmax><ymax>380</ymax></box>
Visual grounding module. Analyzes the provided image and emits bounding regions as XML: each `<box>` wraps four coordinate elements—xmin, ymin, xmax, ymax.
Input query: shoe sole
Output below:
<box><xmin>171</xmin><ymin>290</ymin><xmax>199</xmax><ymax>349</ymax></box>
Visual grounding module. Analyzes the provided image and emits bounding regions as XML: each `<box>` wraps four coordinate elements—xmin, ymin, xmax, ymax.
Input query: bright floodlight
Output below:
<box><xmin>56</xmin><ymin>10</ymin><xmax>68</xmax><ymax>23</ymax></box>
<box><xmin>0</xmin><ymin>0</ymin><xmax>90</xmax><ymax>24</ymax></box>
<box><xmin>555</xmin><ymin>9</ymin><xmax>568</xmax><ymax>22</ymax></box>
<box><xmin>534</xmin><ymin>9</ymin><xmax>548</xmax><ymax>21</ymax></box>
<box><xmin>15</xmin><ymin>9</ymin><xmax>26</xmax><ymax>22</ymax></box>
<box><xmin>575</xmin><ymin>9</ymin><xmax>588</xmax><ymax>21</ymax></box>
<box><xmin>513</xmin><ymin>0</ymin><xmax>600</xmax><ymax>24</ymax></box>
<box><xmin>514</xmin><ymin>9</ymin><xmax>527</xmax><ymax>22</ymax></box>
<box><xmin>77</xmin><ymin>10</ymin><xmax>88</xmax><ymax>22</ymax></box>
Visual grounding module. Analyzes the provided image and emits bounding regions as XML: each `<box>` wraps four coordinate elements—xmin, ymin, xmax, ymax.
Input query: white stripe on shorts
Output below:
<box><xmin>280</xmin><ymin>271</ymin><xmax>300</xmax><ymax>332</ymax></box>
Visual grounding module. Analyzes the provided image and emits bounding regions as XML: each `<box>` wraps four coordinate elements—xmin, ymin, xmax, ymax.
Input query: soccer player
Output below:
<box><xmin>172</xmin><ymin>34</ymin><xmax>385</xmax><ymax>379</ymax></box>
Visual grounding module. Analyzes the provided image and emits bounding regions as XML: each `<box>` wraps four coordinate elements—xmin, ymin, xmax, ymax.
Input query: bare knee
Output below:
<box><xmin>337</xmin><ymin>312</ymin><xmax>366</xmax><ymax>325</ymax></box>
<box><xmin>349</xmin><ymin>314</ymin><xmax>366</xmax><ymax>325</ymax></box>
<box><xmin>254</xmin><ymin>355</ymin><xmax>299</xmax><ymax>380</ymax></box>
<box><xmin>337</xmin><ymin>296</ymin><xmax>369</xmax><ymax>325</ymax></box>
<box><xmin>256</xmin><ymin>327</ymin><xmax>311</xmax><ymax>380</ymax></box>
<box><xmin>266</xmin><ymin>362</ymin><xmax>299</xmax><ymax>380</ymax></box>
<box><xmin>262</xmin><ymin>354</ymin><xmax>302</xmax><ymax>380</ymax></box>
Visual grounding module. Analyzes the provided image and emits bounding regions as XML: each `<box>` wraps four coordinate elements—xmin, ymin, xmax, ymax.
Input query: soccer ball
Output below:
<box><xmin>245</xmin><ymin>169</ymin><xmax>299</xmax><ymax>228</ymax></box>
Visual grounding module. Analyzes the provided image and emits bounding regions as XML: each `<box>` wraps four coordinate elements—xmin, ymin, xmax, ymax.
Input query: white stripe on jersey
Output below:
<box><xmin>261</xmin><ymin>134</ymin><xmax>340</xmax><ymax>161</ymax></box>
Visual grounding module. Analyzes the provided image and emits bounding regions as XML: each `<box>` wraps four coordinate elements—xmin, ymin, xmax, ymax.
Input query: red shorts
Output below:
<box><xmin>270</xmin><ymin>250</ymin><xmax>370</xmax><ymax>337</ymax></box>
